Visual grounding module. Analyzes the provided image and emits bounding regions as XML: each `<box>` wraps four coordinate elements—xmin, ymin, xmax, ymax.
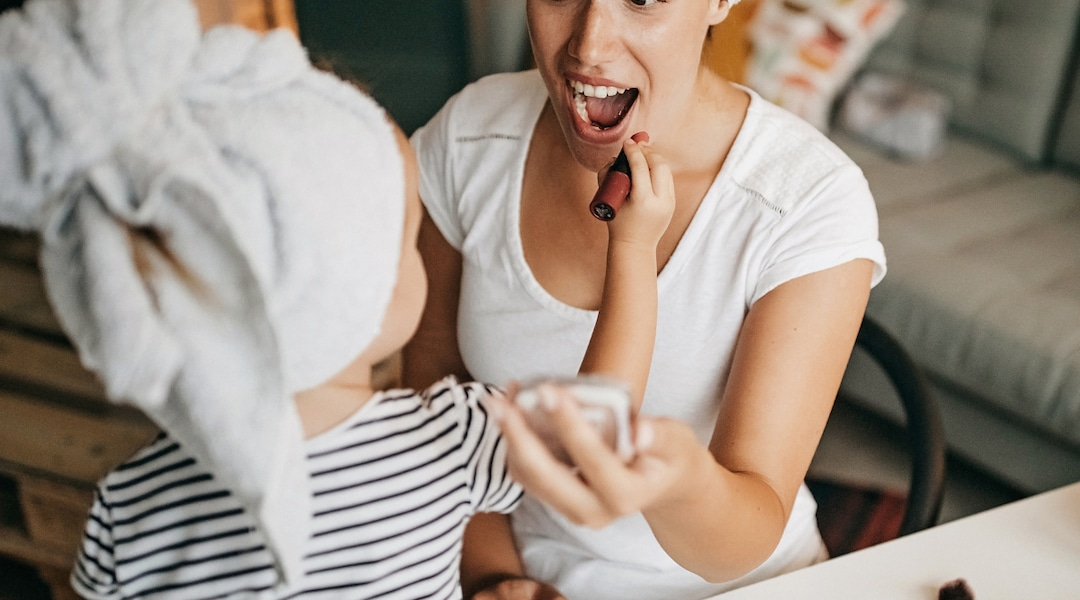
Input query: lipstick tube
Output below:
<box><xmin>589</xmin><ymin>149</ymin><xmax>631</xmax><ymax>221</ymax></box>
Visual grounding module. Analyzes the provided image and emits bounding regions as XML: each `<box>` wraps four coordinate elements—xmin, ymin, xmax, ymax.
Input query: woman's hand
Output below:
<box><xmin>600</xmin><ymin>133</ymin><xmax>676</xmax><ymax>251</ymax></box>
<box><xmin>469</xmin><ymin>576</ymin><xmax>566</xmax><ymax>600</ymax></box>
<box><xmin>492</xmin><ymin>383</ymin><xmax>711</xmax><ymax>528</ymax></box>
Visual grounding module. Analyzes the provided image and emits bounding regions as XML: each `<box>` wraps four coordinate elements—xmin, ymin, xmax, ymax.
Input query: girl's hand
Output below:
<box><xmin>492</xmin><ymin>383</ymin><xmax>709</xmax><ymax>528</ymax></box>
<box><xmin>599</xmin><ymin>133</ymin><xmax>676</xmax><ymax>250</ymax></box>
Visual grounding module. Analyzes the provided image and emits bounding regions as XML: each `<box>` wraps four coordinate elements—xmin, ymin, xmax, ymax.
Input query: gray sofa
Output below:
<box><xmin>833</xmin><ymin>0</ymin><xmax>1080</xmax><ymax>494</ymax></box>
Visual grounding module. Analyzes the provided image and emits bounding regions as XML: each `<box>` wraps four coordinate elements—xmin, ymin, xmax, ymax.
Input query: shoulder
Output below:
<box><xmin>99</xmin><ymin>433</ymin><xmax>193</xmax><ymax>489</ymax></box>
<box><xmin>417</xmin><ymin>377</ymin><xmax>505</xmax><ymax>445</ymax></box>
<box><xmin>726</xmin><ymin>88</ymin><xmax>870</xmax><ymax>217</ymax></box>
<box><xmin>413</xmin><ymin>69</ymin><xmax>546</xmax><ymax>147</ymax></box>
<box><xmin>349</xmin><ymin>378</ymin><xmax>500</xmax><ymax>431</ymax></box>
<box><xmin>419</xmin><ymin>376</ymin><xmax>502</xmax><ymax>412</ymax></box>
<box><xmin>93</xmin><ymin>433</ymin><xmax>218</xmax><ymax>518</ymax></box>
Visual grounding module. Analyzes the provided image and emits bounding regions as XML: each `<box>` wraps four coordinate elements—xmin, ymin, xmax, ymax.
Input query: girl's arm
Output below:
<box><xmin>578</xmin><ymin>136</ymin><xmax>674</xmax><ymax>409</ymax></box>
<box><xmin>494</xmin><ymin>258</ymin><xmax>873</xmax><ymax>581</ymax></box>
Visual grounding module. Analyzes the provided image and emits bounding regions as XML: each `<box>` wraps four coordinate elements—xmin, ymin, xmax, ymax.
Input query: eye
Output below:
<box><xmin>628</xmin><ymin>0</ymin><xmax>662</xmax><ymax>6</ymax></box>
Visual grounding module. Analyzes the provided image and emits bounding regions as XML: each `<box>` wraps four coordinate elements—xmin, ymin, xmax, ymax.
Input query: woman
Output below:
<box><xmin>404</xmin><ymin>0</ymin><xmax>886</xmax><ymax>598</ymax></box>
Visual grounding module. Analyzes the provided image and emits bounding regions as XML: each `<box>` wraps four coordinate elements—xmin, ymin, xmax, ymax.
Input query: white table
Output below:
<box><xmin>710</xmin><ymin>481</ymin><xmax>1080</xmax><ymax>599</ymax></box>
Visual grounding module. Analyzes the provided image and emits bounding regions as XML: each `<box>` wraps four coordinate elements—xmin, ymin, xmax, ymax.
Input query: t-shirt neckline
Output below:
<box><xmin>505</xmin><ymin>77</ymin><xmax>759</xmax><ymax>320</ymax></box>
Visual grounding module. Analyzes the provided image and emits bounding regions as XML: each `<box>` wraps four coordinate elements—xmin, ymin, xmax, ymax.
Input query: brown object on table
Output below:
<box><xmin>938</xmin><ymin>578</ymin><xmax>975</xmax><ymax>600</ymax></box>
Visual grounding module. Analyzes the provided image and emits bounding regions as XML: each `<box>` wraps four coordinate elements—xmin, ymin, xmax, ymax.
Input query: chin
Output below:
<box><xmin>555</xmin><ymin>118</ymin><xmax>626</xmax><ymax>171</ymax></box>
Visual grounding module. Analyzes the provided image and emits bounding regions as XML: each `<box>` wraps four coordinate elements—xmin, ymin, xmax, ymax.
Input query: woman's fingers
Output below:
<box><xmin>567</xmin><ymin>409</ymin><xmax>702</xmax><ymax>516</ymax></box>
<box><xmin>541</xmin><ymin>387</ymin><xmax>645</xmax><ymax>515</ymax></box>
<box><xmin>495</xmin><ymin>386</ymin><xmax>616</xmax><ymax>527</ymax></box>
<box><xmin>489</xmin><ymin>386</ymin><xmax>566</xmax><ymax>478</ymax></box>
<box><xmin>495</xmin><ymin>384</ymin><xmax>704</xmax><ymax>525</ymax></box>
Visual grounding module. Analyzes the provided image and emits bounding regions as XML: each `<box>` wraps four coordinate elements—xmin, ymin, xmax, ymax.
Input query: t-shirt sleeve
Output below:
<box><xmin>70</xmin><ymin>486</ymin><xmax>120</xmax><ymax>600</ymax></box>
<box><xmin>752</xmin><ymin>163</ymin><xmax>887</xmax><ymax>304</ymax></box>
<box><xmin>456</xmin><ymin>382</ymin><xmax>523</xmax><ymax>514</ymax></box>
<box><xmin>411</xmin><ymin>94</ymin><xmax>466</xmax><ymax>251</ymax></box>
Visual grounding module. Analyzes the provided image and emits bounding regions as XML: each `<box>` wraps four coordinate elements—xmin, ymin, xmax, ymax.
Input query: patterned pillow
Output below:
<box><xmin>746</xmin><ymin>0</ymin><xmax>905</xmax><ymax>130</ymax></box>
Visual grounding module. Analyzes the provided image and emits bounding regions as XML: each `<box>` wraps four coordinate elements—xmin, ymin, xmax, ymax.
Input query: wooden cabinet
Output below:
<box><xmin>0</xmin><ymin>230</ymin><xmax>156</xmax><ymax>600</ymax></box>
<box><xmin>0</xmin><ymin>5</ymin><xmax>297</xmax><ymax>599</ymax></box>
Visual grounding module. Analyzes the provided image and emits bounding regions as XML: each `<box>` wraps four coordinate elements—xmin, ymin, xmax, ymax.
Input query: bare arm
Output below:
<box><xmin>401</xmin><ymin>210</ymin><xmax>469</xmax><ymax>389</ymax></box>
<box><xmin>493</xmin><ymin>258</ymin><xmax>873</xmax><ymax>582</ymax></box>
<box><xmin>645</xmin><ymin>258</ymin><xmax>873</xmax><ymax>579</ymax></box>
<box><xmin>459</xmin><ymin>513</ymin><xmax>528</xmax><ymax>597</ymax></box>
<box><xmin>578</xmin><ymin>136</ymin><xmax>674</xmax><ymax>408</ymax></box>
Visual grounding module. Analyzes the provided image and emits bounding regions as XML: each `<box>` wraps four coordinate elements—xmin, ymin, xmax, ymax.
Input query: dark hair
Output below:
<box><xmin>310</xmin><ymin>54</ymin><xmax>372</xmax><ymax>95</ymax></box>
<box><xmin>128</xmin><ymin>226</ymin><xmax>214</xmax><ymax>305</ymax></box>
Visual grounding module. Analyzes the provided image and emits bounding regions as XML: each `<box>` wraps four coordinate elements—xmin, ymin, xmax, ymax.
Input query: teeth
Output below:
<box><xmin>570</xmin><ymin>80</ymin><xmax>629</xmax><ymax>124</ymax></box>
<box><xmin>571</xmin><ymin>80</ymin><xmax>626</xmax><ymax>99</ymax></box>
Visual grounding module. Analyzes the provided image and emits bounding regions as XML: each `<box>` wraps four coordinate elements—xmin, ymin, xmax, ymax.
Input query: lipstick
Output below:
<box><xmin>589</xmin><ymin>149</ymin><xmax>631</xmax><ymax>221</ymax></box>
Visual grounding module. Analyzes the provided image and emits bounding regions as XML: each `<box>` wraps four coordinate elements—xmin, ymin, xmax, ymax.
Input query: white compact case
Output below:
<box><xmin>515</xmin><ymin>375</ymin><xmax>635</xmax><ymax>465</ymax></box>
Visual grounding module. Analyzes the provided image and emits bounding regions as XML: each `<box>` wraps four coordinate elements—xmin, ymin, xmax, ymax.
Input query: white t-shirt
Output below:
<box><xmin>412</xmin><ymin>70</ymin><xmax>886</xmax><ymax>600</ymax></box>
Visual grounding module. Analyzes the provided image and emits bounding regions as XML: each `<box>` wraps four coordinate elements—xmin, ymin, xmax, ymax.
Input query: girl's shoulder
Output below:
<box><xmin>418</xmin><ymin>376</ymin><xmax>502</xmax><ymax>412</ymax></box>
<box><xmin>348</xmin><ymin>377</ymin><xmax>501</xmax><ymax>425</ymax></box>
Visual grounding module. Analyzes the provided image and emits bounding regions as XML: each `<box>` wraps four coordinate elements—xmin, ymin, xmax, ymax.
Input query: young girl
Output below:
<box><xmin>0</xmin><ymin>1</ymin><xmax>675</xmax><ymax>598</ymax></box>
<box><xmin>0</xmin><ymin>0</ymin><xmax>524</xmax><ymax>598</ymax></box>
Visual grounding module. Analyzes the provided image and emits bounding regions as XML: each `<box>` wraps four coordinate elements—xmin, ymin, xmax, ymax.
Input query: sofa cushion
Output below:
<box><xmin>863</xmin><ymin>0</ymin><xmax>1080</xmax><ymax>162</ymax></box>
<box><xmin>832</xmin><ymin>131</ymin><xmax>1019</xmax><ymax>213</ymax></box>
<box><xmin>866</xmin><ymin>169</ymin><xmax>1080</xmax><ymax>447</ymax></box>
<box><xmin>1054</xmin><ymin>60</ymin><xmax>1080</xmax><ymax>171</ymax></box>
<box><xmin>745</xmin><ymin>0</ymin><xmax>905</xmax><ymax>130</ymax></box>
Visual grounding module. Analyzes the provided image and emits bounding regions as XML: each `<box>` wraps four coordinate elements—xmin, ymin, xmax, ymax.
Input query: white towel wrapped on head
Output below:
<box><xmin>0</xmin><ymin>0</ymin><xmax>405</xmax><ymax>587</ymax></box>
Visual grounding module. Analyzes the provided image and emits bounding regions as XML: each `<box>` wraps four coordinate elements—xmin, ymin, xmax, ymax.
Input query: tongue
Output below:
<box><xmin>586</xmin><ymin>88</ymin><xmax>638</xmax><ymax>128</ymax></box>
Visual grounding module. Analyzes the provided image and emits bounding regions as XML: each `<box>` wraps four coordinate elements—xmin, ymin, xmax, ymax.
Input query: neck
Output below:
<box><xmin>655</xmin><ymin>70</ymin><xmax>748</xmax><ymax>178</ymax></box>
<box><xmin>294</xmin><ymin>370</ymin><xmax>376</xmax><ymax>439</ymax></box>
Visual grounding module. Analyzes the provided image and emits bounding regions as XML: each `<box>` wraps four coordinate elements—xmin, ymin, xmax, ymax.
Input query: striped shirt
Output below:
<box><xmin>72</xmin><ymin>378</ymin><xmax>522</xmax><ymax>600</ymax></box>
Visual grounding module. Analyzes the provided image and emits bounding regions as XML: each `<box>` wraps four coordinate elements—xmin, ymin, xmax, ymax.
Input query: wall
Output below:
<box><xmin>295</xmin><ymin>0</ymin><xmax>472</xmax><ymax>134</ymax></box>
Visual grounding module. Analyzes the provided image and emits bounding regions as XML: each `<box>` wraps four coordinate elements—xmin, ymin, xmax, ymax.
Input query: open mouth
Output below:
<box><xmin>571</xmin><ymin>80</ymin><xmax>639</xmax><ymax>130</ymax></box>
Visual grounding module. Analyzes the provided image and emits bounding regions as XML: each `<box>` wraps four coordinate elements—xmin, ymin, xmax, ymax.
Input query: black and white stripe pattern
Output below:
<box><xmin>72</xmin><ymin>379</ymin><xmax>521</xmax><ymax>600</ymax></box>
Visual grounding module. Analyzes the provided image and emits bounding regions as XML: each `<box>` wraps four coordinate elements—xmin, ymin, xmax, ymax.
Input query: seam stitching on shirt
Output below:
<box><xmin>456</xmin><ymin>133</ymin><xmax>522</xmax><ymax>143</ymax></box>
<box><xmin>739</xmin><ymin>184</ymin><xmax>787</xmax><ymax>217</ymax></box>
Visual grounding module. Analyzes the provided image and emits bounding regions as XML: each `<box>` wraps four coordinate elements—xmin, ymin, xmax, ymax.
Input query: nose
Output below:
<box><xmin>568</xmin><ymin>1</ymin><xmax>618</xmax><ymax>66</ymax></box>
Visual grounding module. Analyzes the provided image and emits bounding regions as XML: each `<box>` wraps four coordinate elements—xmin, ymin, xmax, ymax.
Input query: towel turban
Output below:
<box><xmin>0</xmin><ymin>0</ymin><xmax>405</xmax><ymax>586</ymax></box>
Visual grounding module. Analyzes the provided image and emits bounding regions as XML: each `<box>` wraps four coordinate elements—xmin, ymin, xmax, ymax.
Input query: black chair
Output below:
<box><xmin>809</xmin><ymin>315</ymin><xmax>947</xmax><ymax>555</ymax></box>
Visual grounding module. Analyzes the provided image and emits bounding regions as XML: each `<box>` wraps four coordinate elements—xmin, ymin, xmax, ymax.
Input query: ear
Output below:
<box><xmin>707</xmin><ymin>0</ymin><xmax>733</xmax><ymax>26</ymax></box>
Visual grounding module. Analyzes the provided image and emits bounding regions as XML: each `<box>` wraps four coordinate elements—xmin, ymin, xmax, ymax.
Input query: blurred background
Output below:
<box><xmin>1</xmin><ymin>0</ymin><xmax>1057</xmax><ymax>598</ymax></box>
<box><xmin>295</xmin><ymin>0</ymin><xmax>530</xmax><ymax>134</ymax></box>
